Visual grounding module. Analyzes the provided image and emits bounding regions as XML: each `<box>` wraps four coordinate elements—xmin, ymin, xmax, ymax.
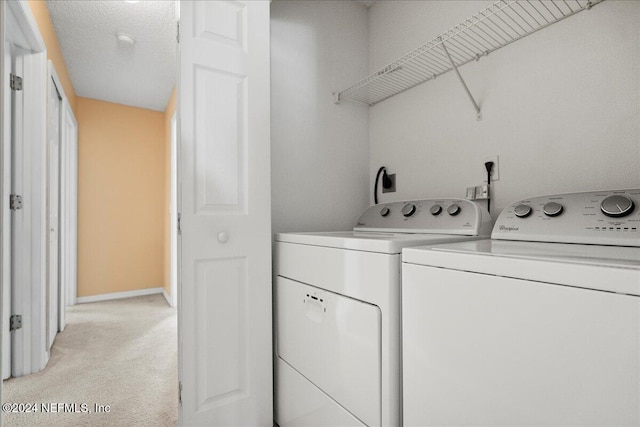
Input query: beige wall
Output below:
<box><xmin>29</xmin><ymin>1</ymin><xmax>171</xmax><ymax>298</ymax></box>
<box><xmin>76</xmin><ymin>97</ymin><xmax>166</xmax><ymax>297</ymax></box>
<box><xmin>163</xmin><ymin>88</ymin><xmax>177</xmax><ymax>296</ymax></box>
<box><xmin>28</xmin><ymin>0</ymin><xmax>76</xmax><ymax>112</ymax></box>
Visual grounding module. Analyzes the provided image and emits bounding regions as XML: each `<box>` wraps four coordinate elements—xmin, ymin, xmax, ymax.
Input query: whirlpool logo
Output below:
<box><xmin>499</xmin><ymin>225</ymin><xmax>519</xmax><ymax>232</ymax></box>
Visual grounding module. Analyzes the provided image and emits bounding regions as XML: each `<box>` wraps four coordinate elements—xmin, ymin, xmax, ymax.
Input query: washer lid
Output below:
<box><xmin>403</xmin><ymin>239</ymin><xmax>640</xmax><ymax>296</ymax></box>
<box><xmin>275</xmin><ymin>231</ymin><xmax>484</xmax><ymax>254</ymax></box>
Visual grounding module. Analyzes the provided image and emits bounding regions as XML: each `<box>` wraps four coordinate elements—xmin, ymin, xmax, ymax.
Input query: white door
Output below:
<box><xmin>170</xmin><ymin>113</ymin><xmax>177</xmax><ymax>308</ymax></box>
<box><xmin>9</xmin><ymin>44</ymin><xmax>29</xmax><ymax>377</ymax></box>
<box><xmin>58</xmin><ymin>97</ymin><xmax>67</xmax><ymax>332</ymax></box>
<box><xmin>69</xmin><ymin>125</ymin><xmax>78</xmax><ymax>307</ymax></box>
<box><xmin>62</xmin><ymin>100</ymin><xmax>77</xmax><ymax>308</ymax></box>
<box><xmin>179</xmin><ymin>1</ymin><xmax>272</xmax><ymax>425</ymax></box>
<box><xmin>58</xmin><ymin>98</ymin><xmax>76</xmax><ymax>328</ymax></box>
<box><xmin>1</xmin><ymin>38</ymin><xmax>13</xmax><ymax>381</ymax></box>
<box><xmin>0</xmin><ymin>0</ymin><xmax>6</xmax><ymax>391</ymax></box>
<box><xmin>3</xmin><ymin>0</ymin><xmax>49</xmax><ymax>378</ymax></box>
<box><xmin>46</xmin><ymin>77</ymin><xmax>61</xmax><ymax>350</ymax></box>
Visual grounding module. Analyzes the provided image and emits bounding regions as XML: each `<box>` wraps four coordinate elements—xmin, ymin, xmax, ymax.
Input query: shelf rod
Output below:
<box><xmin>440</xmin><ymin>39</ymin><xmax>481</xmax><ymax>120</ymax></box>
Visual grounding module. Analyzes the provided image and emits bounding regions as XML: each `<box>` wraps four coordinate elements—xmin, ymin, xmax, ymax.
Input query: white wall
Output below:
<box><xmin>271</xmin><ymin>0</ymin><xmax>369</xmax><ymax>233</ymax></box>
<box><xmin>368</xmin><ymin>0</ymin><xmax>640</xmax><ymax>217</ymax></box>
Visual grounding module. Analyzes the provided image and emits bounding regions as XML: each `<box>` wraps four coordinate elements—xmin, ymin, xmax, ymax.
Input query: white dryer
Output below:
<box><xmin>274</xmin><ymin>198</ymin><xmax>492</xmax><ymax>427</ymax></box>
<box><xmin>402</xmin><ymin>189</ymin><xmax>640</xmax><ymax>427</ymax></box>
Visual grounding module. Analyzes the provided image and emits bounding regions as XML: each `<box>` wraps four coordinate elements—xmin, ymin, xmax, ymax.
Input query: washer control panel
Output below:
<box><xmin>493</xmin><ymin>189</ymin><xmax>640</xmax><ymax>246</ymax></box>
<box><xmin>355</xmin><ymin>198</ymin><xmax>492</xmax><ymax>236</ymax></box>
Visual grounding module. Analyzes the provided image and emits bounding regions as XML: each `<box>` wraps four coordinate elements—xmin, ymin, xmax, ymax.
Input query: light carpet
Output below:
<box><xmin>2</xmin><ymin>294</ymin><xmax>178</xmax><ymax>426</ymax></box>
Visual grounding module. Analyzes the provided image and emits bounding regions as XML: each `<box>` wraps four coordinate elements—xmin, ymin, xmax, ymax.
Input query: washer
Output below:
<box><xmin>274</xmin><ymin>198</ymin><xmax>492</xmax><ymax>427</ymax></box>
<box><xmin>402</xmin><ymin>189</ymin><xmax>640</xmax><ymax>427</ymax></box>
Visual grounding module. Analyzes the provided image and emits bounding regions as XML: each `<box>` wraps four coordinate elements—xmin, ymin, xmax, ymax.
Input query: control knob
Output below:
<box><xmin>447</xmin><ymin>204</ymin><xmax>461</xmax><ymax>216</ymax></box>
<box><xmin>542</xmin><ymin>202</ymin><xmax>563</xmax><ymax>217</ymax></box>
<box><xmin>402</xmin><ymin>203</ymin><xmax>417</xmax><ymax>217</ymax></box>
<box><xmin>380</xmin><ymin>207</ymin><xmax>390</xmax><ymax>217</ymax></box>
<box><xmin>514</xmin><ymin>204</ymin><xmax>532</xmax><ymax>218</ymax></box>
<box><xmin>430</xmin><ymin>205</ymin><xmax>442</xmax><ymax>216</ymax></box>
<box><xmin>600</xmin><ymin>195</ymin><xmax>635</xmax><ymax>218</ymax></box>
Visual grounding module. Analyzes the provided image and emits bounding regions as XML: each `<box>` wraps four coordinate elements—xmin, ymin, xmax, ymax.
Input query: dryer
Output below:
<box><xmin>402</xmin><ymin>189</ymin><xmax>640</xmax><ymax>426</ymax></box>
<box><xmin>274</xmin><ymin>198</ymin><xmax>492</xmax><ymax>427</ymax></box>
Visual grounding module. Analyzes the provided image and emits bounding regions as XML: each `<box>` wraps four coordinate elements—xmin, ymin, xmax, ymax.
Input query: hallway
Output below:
<box><xmin>2</xmin><ymin>294</ymin><xmax>177</xmax><ymax>426</ymax></box>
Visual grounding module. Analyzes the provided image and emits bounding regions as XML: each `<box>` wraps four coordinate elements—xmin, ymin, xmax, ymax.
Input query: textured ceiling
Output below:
<box><xmin>47</xmin><ymin>0</ymin><xmax>177</xmax><ymax>112</ymax></box>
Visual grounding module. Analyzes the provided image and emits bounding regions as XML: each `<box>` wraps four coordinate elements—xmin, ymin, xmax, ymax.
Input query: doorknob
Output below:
<box><xmin>217</xmin><ymin>232</ymin><xmax>229</xmax><ymax>243</ymax></box>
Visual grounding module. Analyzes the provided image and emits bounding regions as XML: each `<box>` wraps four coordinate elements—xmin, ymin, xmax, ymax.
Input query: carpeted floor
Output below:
<box><xmin>2</xmin><ymin>294</ymin><xmax>178</xmax><ymax>427</ymax></box>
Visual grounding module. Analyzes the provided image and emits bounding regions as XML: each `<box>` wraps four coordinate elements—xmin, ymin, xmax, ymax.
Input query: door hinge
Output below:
<box><xmin>10</xmin><ymin>74</ymin><xmax>23</xmax><ymax>91</ymax></box>
<box><xmin>10</xmin><ymin>194</ymin><xmax>23</xmax><ymax>210</ymax></box>
<box><xmin>176</xmin><ymin>21</ymin><xmax>180</xmax><ymax>44</ymax></box>
<box><xmin>10</xmin><ymin>315</ymin><xmax>22</xmax><ymax>331</ymax></box>
<box><xmin>177</xmin><ymin>213</ymin><xmax>181</xmax><ymax>235</ymax></box>
<box><xmin>179</xmin><ymin>382</ymin><xmax>182</xmax><ymax>405</ymax></box>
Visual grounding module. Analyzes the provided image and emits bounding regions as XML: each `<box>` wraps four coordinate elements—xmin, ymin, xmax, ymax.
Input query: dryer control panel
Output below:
<box><xmin>493</xmin><ymin>189</ymin><xmax>640</xmax><ymax>247</ymax></box>
<box><xmin>354</xmin><ymin>199</ymin><xmax>492</xmax><ymax>236</ymax></box>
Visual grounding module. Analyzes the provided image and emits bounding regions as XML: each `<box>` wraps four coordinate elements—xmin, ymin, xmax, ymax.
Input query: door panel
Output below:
<box><xmin>170</xmin><ymin>114</ymin><xmax>177</xmax><ymax>308</ymax></box>
<box><xmin>179</xmin><ymin>1</ymin><xmax>272</xmax><ymax>425</ymax></box>
<box><xmin>193</xmin><ymin>67</ymin><xmax>245</xmax><ymax>213</ymax></box>
<box><xmin>46</xmin><ymin>77</ymin><xmax>61</xmax><ymax>350</ymax></box>
<box><xmin>2</xmin><ymin>39</ymin><xmax>13</xmax><ymax>380</ymax></box>
<box><xmin>194</xmin><ymin>257</ymin><xmax>248</xmax><ymax>407</ymax></box>
<box><xmin>58</xmin><ymin>98</ymin><xmax>76</xmax><ymax>328</ymax></box>
<box><xmin>4</xmin><ymin>2</ymin><xmax>49</xmax><ymax>377</ymax></box>
<box><xmin>9</xmin><ymin>45</ymin><xmax>28</xmax><ymax>377</ymax></box>
<box><xmin>68</xmin><ymin>114</ymin><xmax>78</xmax><ymax>307</ymax></box>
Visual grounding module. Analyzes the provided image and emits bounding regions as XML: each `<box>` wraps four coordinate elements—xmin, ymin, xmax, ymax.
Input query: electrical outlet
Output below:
<box><xmin>474</xmin><ymin>185</ymin><xmax>489</xmax><ymax>199</ymax></box>
<box><xmin>483</xmin><ymin>155</ymin><xmax>500</xmax><ymax>182</ymax></box>
<box><xmin>382</xmin><ymin>174</ymin><xmax>396</xmax><ymax>193</ymax></box>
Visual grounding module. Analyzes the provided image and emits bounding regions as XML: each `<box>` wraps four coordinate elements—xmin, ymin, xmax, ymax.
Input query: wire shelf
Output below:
<box><xmin>335</xmin><ymin>0</ymin><xmax>604</xmax><ymax>107</ymax></box>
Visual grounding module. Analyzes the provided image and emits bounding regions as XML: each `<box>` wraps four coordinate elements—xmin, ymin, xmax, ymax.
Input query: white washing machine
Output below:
<box><xmin>274</xmin><ymin>198</ymin><xmax>492</xmax><ymax>427</ymax></box>
<box><xmin>402</xmin><ymin>189</ymin><xmax>640</xmax><ymax>427</ymax></box>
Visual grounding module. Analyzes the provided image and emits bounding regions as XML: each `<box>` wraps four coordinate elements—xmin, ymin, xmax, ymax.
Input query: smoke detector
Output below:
<box><xmin>116</xmin><ymin>32</ymin><xmax>136</xmax><ymax>47</ymax></box>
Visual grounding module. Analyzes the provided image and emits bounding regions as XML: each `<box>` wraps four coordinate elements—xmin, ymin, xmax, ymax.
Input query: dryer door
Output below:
<box><xmin>276</xmin><ymin>277</ymin><xmax>381</xmax><ymax>427</ymax></box>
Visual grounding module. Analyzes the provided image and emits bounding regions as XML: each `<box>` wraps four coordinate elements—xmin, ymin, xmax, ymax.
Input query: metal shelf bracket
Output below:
<box><xmin>440</xmin><ymin>39</ymin><xmax>482</xmax><ymax>121</ymax></box>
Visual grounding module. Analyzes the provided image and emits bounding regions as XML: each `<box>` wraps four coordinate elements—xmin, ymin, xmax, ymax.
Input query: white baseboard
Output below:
<box><xmin>162</xmin><ymin>289</ymin><xmax>173</xmax><ymax>307</ymax></box>
<box><xmin>77</xmin><ymin>287</ymin><xmax>164</xmax><ymax>304</ymax></box>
